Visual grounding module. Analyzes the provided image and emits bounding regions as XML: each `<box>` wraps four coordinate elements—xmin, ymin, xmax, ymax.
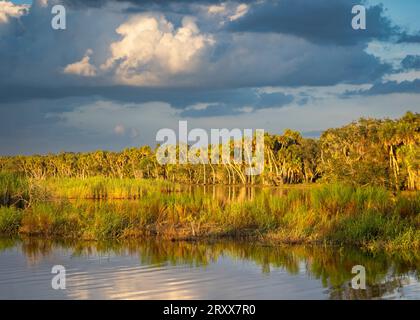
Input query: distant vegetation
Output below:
<box><xmin>0</xmin><ymin>112</ymin><xmax>418</xmax><ymax>191</ymax></box>
<box><xmin>0</xmin><ymin>112</ymin><xmax>419</xmax><ymax>250</ymax></box>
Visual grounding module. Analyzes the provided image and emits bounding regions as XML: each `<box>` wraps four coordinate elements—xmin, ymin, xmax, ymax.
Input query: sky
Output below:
<box><xmin>0</xmin><ymin>0</ymin><xmax>419</xmax><ymax>155</ymax></box>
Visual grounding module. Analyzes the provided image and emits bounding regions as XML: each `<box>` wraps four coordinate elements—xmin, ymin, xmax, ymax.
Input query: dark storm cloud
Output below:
<box><xmin>342</xmin><ymin>79</ymin><xmax>420</xmax><ymax>97</ymax></box>
<box><xmin>61</xmin><ymin>0</ymin><xmax>225</xmax><ymax>6</ymax></box>
<box><xmin>0</xmin><ymin>85</ymin><xmax>293</xmax><ymax>114</ymax></box>
<box><xmin>254</xmin><ymin>92</ymin><xmax>294</xmax><ymax>109</ymax></box>
<box><xmin>0</xmin><ymin>1</ymin><xmax>124</xmax><ymax>87</ymax></box>
<box><xmin>397</xmin><ymin>33</ymin><xmax>420</xmax><ymax>43</ymax></box>
<box><xmin>0</xmin><ymin>85</ymin><xmax>219</xmax><ymax>105</ymax></box>
<box><xmin>0</xmin><ymin>0</ymin><xmax>412</xmax><ymax>127</ymax></box>
<box><xmin>180</xmin><ymin>91</ymin><xmax>294</xmax><ymax>117</ymax></box>
<box><xmin>227</xmin><ymin>0</ymin><xmax>399</xmax><ymax>46</ymax></box>
<box><xmin>0</xmin><ymin>0</ymin><xmax>392</xmax><ymax>92</ymax></box>
<box><xmin>401</xmin><ymin>55</ymin><xmax>420</xmax><ymax>70</ymax></box>
<box><xmin>365</xmin><ymin>80</ymin><xmax>420</xmax><ymax>95</ymax></box>
<box><xmin>59</xmin><ymin>0</ymin><xmax>226</xmax><ymax>12</ymax></box>
<box><xmin>0</xmin><ymin>97</ymin><xmax>99</xmax><ymax>155</ymax></box>
<box><xmin>180</xmin><ymin>104</ymin><xmax>241</xmax><ymax>117</ymax></box>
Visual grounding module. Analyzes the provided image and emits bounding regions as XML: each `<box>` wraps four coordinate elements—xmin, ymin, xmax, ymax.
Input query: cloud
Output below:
<box><xmin>1</xmin><ymin>87</ymin><xmax>418</xmax><ymax>155</ymax></box>
<box><xmin>202</xmin><ymin>33</ymin><xmax>389</xmax><ymax>87</ymax></box>
<box><xmin>0</xmin><ymin>0</ymin><xmax>419</xmax><ymax>156</ymax></box>
<box><xmin>0</xmin><ymin>0</ymin><xmax>128</xmax><ymax>87</ymax></box>
<box><xmin>0</xmin><ymin>1</ymin><xmax>29</xmax><ymax>24</ymax></box>
<box><xmin>365</xmin><ymin>41</ymin><xmax>420</xmax><ymax>69</ymax></box>
<box><xmin>397</xmin><ymin>33</ymin><xmax>420</xmax><ymax>44</ymax></box>
<box><xmin>205</xmin><ymin>2</ymin><xmax>249</xmax><ymax>26</ymax></box>
<box><xmin>227</xmin><ymin>0</ymin><xmax>399</xmax><ymax>46</ymax></box>
<box><xmin>207</xmin><ymin>3</ymin><xmax>227</xmax><ymax>14</ymax></box>
<box><xmin>53</xmin><ymin>100</ymin><xmax>180</xmax><ymax>150</ymax></box>
<box><xmin>0</xmin><ymin>83</ymin><xmax>295</xmax><ymax>114</ymax></box>
<box><xmin>35</xmin><ymin>93</ymin><xmax>418</xmax><ymax>153</ymax></box>
<box><xmin>228</xmin><ymin>3</ymin><xmax>248</xmax><ymax>21</ymax></box>
<box><xmin>0</xmin><ymin>0</ymin><xmax>392</xmax><ymax>90</ymax></box>
<box><xmin>179</xmin><ymin>91</ymin><xmax>293</xmax><ymax>117</ymax></box>
<box><xmin>101</xmin><ymin>14</ymin><xmax>214</xmax><ymax>85</ymax></box>
<box><xmin>401</xmin><ymin>55</ymin><xmax>420</xmax><ymax>70</ymax></box>
<box><xmin>113</xmin><ymin>124</ymin><xmax>125</xmax><ymax>135</ymax></box>
<box><xmin>63</xmin><ymin>49</ymin><xmax>97</xmax><ymax>77</ymax></box>
<box><xmin>60</xmin><ymin>0</ymin><xmax>226</xmax><ymax>9</ymax></box>
<box><xmin>383</xmin><ymin>70</ymin><xmax>420</xmax><ymax>83</ymax></box>
<box><xmin>362</xmin><ymin>79</ymin><xmax>420</xmax><ymax>95</ymax></box>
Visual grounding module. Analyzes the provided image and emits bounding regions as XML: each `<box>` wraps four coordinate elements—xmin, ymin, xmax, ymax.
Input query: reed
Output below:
<box><xmin>39</xmin><ymin>177</ymin><xmax>177</xmax><ymax>199</ymax></box>
<box><xmin>0</xmin><ymin>206</ymin><xmax>23</xmax><ymax>235</ymax></box>
<box><xmin>0</xmin><ymin>172</ymin><xmax>29</xmax><ymax>206</ymax></box>
<box><xmin>0</xmin><ymin>176</ymin><xmax>419</xmax><ymax>251</ymax></box>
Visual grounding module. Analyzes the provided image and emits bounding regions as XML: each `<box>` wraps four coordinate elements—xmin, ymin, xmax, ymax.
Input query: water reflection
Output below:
<box><xmin>162</xmin><ymin>184</ymin><xmax>302</xmax><ymax>202</ymax></box>
<box><xmin>0</xmin><ymin>238</ymin><xmax>419</xmax><ymax>299</ymax></box>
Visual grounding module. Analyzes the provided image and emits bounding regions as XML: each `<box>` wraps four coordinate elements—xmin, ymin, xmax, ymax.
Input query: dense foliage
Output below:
<box><xmin>0</xmin><ymin>112</ymin><xmax>418</xmax><ymax>190</ymax></box>
<box><xmin>319</xmin><ymin>112</ymin><xmax>419</xmax><ymax>190</ymax></box>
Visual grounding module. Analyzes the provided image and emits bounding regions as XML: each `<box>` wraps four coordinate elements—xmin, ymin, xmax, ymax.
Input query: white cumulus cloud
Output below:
<box><xmin>63</xmin><ymin>49</ymin><xmax>97</xmax><ymax>77</ymax></box>
<box><xmin>229</xmin><ymin>3</ymin><xmax>248</xmax><ymax>21</ymax></box>
<box><xmin>101</xmin><ymin>14</ymin><xmax>214</xmax><ymax>86</ymax></box>
<box><xmin>383</xmin><ymin>70</ymin><xmax>420</xmax><ymax>83</ymax></box>
<box><xmin>0</xmin><ymin>0</ymin><xmax>29</xmax><ymax>24</ymax></box>
<box><xmin>208</xmin><ymin>4</ymin><xmax>226</xmax><ymax>14</ymax></box>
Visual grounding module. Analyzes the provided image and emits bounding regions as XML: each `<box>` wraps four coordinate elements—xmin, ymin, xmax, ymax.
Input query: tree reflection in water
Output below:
<box><xmin>1</xmin><ymin>237</ymin><xmax>418</xmax><ymax>299</ymax></box>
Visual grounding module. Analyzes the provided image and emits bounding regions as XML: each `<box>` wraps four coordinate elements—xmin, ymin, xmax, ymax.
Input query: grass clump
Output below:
<box><xmin>0</xmin><ymin>173</ymin><xmax>29</xmax><ymax>206</ymax></box>
<box><xmin>0</xmin><ymin>206</ymin><xmax>23</xmax><ymax>235</ymax></box>
<box><xmin>19</xmin><ymin>202</ymin><xmax>83</xmax><ymax>237</ymax></box>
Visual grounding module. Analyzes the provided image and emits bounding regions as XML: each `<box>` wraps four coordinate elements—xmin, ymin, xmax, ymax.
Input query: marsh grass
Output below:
<box><xmin>0</xmin><ymin>173</ymin><xmax>29</xmax><ymax>207</ymax></box>
<box><xmin>41</xmin><ymin>177</ymin><xmax>179</xmax><ymax>199</ymax></box>
<box><xmin>0</xmin><ymin>176</ymin><xmax>419</xmax><ymax>251</ymax></box>
<box><xmin>0</xmin><ymin>206</ymin><xmax>23</xmax><ymax>235</ymax></box>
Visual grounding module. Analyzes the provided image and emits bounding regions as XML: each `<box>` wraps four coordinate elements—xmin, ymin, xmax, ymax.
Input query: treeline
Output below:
<box><xmin>319</xmin><ymin>111</ymin><xmax>419</xmax><ymax>191</ymax></box>
<box><xmin>0</xmin><ymin>112</ymin><xmax>418</xmax><ymax>190</ymax></box>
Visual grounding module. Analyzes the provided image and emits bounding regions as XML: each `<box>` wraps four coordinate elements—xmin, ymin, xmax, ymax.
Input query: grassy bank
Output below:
<box><xmin>0</xmin><ymin>174</ymin><xmax>419</xmax><ymax>252</ymax></box>
<box><xmin>36</xmin><ymin>176</ymin><xmax>180</xmax><ymax>199</ymax></box>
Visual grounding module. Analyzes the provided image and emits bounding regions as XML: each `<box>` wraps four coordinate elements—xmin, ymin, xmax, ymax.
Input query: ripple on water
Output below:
<box><xmin>0</xmin><ymin>239</ymin><xmax>418</xmax><ymax>300</ymax></box>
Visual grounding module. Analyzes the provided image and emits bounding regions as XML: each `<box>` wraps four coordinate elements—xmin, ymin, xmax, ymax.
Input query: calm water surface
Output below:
<box><xmin>0</xmin><ymin>238</ymin><xmax>419</xmax><ymax>300</ymax></box>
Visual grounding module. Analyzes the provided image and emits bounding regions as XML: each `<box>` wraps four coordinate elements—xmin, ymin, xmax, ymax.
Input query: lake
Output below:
<box><xmin>0</xmin><ymin>238</ymin><xmax>419</xmax><ymax>299</ymax></box>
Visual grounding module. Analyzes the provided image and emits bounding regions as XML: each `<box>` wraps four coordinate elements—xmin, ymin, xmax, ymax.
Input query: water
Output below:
<box><xmin>0</xmin><ymin>238</ymin><xmax>419</xmax><ymax>299</ymax></box>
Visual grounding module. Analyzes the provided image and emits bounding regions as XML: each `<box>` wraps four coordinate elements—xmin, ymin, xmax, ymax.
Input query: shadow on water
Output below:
<box><xmin>0</xmin><ymin>237</ymin><xmax>418</xmax><ymax>299</ymax></box>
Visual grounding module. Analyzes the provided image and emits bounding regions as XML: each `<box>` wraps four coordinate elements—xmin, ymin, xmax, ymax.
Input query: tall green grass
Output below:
<box><xmin>0</xmin><ymin>206</ymin><xmax>23</xmax><ymax>235</ymax></box>
<box><xmin>0</xmin><ymin>173</ymin><xmax>29</xmax><ymax>206</ymax></box>
<box><xmin>38</xmin><ymin>177</ymin><xmax>178</xmax><ymax>199</ymax></box>
<box><xmin>0</xmin><ymin>177</ymin><xmax>419</xmax><ymax>251</ymax></box>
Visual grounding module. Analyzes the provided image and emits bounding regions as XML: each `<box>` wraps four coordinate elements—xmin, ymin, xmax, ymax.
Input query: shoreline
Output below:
<box><xmin>1</xmin><ymin>224</ymin><xmax>418</xmax><ymax>253</ymax></box>
<box><xmin>1</xmin><ymin>176</ymin><xmax>419</xmax><ymax>253</ymax></box>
